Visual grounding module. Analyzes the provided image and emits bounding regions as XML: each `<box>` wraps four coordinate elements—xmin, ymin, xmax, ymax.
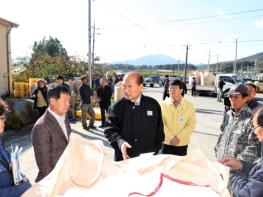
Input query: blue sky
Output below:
<box><xmin>1</xmin><ymin>0</ymin><xmax>263</xmax><ymax>64</ymax></box>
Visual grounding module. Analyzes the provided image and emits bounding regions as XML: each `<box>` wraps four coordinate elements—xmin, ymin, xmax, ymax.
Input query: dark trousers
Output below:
<box><xmin>100</xmin><ymin>106</ymin><xmax>109</xmax><ymax>126</ymax></box>
<box><xmin>37</xmin><ymin>106</ymin><xmax>47</xmax><ymax>117</ymax></box>
<box><xmin>162</xmin><ymin>91</ymin><xmax>169</xmax><ymax>100</ymax></box>
<box><xmin>191</xmin><ymin>87</ymin><xmax>196</xmax><ymax>96</ymax></box>
<box><xmin>162</xmin><ymin>144</ymin><xmax>188</xmax><ymax>156</ymax></box>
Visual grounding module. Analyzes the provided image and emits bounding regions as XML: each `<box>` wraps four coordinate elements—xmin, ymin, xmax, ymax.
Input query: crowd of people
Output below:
<box><xmin>1</xmin><ymin>71</ymin><xmax>263</xmax><ymax>196</ymax></box>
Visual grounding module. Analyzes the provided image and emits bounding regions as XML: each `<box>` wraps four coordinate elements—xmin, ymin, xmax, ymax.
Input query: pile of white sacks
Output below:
<box><xmin>23</xmin><ymin>133</ymin><xmax>230</xmax><ymax>197</ymax></box>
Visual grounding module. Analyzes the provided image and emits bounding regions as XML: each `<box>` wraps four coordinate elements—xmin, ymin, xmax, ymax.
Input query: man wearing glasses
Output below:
<box><xmin>215</xmin><ymin>84</ymin><xmax>260</xmax><ymax>163</ymax></box>
<box><xmin>104</xmin><ymin>72</ymin><xmax>164</xmax><ymax>161</ymax></box>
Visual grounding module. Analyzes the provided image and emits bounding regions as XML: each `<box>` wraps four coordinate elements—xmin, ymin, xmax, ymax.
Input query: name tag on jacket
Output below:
<box><xmin>147</xmin><ymin>111</ymin><xmax>153</xmax><ymax>116</ymax></box>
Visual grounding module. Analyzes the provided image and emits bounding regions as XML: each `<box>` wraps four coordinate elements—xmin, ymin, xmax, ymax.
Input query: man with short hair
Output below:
<box><xmin>215</xmin><ymin>84</ymin><xmax>260</xmax><ymax>163</ymax></box>
<box><xmin>246</xmin><ymin>81</ymin><xmax>262</xmax><ymax>114</ymax></box>
<box><xmin>96</xmin><ymin>77</ymin><xmax>112</xmax><ymax>128</ymax></box>
<box><xmin>79</xmin><ymin>75</ymin><xmax>96</xmax><ymax>130</ymax></box>
<box><xmin>56</xmin><ymin>75</ymin><xmax>70</xmax><ymax>90</ymax></box>
<box><xmin>160</xmin><ymin>79</ymin><xmax>196</xmax><ymax>156</ymax></box>
<box><xmin>104</xmin><ymin>72</ymin><xmax>164</xmax><ymax>161</ymax></box>
<box><xmin>32</xmin><ymin>85</ymin><xmax>72</xmax><ymax>182</ymax></box>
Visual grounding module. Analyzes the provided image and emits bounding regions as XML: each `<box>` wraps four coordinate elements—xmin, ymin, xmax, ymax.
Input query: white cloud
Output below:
<box><xmin>255</xmin><ymin>19</ymin><xmax>263</xmax><ymax>28</ymax></box>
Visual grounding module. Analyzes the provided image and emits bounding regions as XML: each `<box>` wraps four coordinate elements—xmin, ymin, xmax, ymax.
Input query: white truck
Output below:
<box><xmin>191</xmin><ymin>74</ymin><xmax>244</xmax><ymax>96</ymax></box>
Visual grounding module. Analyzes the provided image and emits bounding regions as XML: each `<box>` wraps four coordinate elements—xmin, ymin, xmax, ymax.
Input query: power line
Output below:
<box><xmin>98</xmin><ymin>2</ymin><xmax>263</xmax><ymax>27</ymax></box>
<box><xmin>97</xmin><ymin>0</ymin><xmax>144</xmax><ymax>30</ymax></box>
<box><xmin>101</xmin><ymin>0</ymin><xmax>155</xmax><ymax>22</ymax></box>
<box><xmin>162</xmin><ymin>13</ymin><xmax>263</xmax><ymax>27</ymax></box>
<box><xmin>133</xmin><ymin>8</ymin><xmax>263</xmax><ymax>25</ymax></box>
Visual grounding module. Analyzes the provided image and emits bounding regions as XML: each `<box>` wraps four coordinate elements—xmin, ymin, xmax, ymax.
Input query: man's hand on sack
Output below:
<box><xmin>121</xmin><ymin>142</ymin><xmax>132</xmax><ymax>160</ymax></box>
<box><xmin>219</xmin><ymin>156</ymin><xmax>243</xmax><ymax>170</ymax></box>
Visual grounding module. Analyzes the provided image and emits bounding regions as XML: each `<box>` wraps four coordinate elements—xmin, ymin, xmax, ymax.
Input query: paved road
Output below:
<box><xmin>10</xmin><ymin>86</ymin><xmax>263</xmax><ymax>183</ymax></box>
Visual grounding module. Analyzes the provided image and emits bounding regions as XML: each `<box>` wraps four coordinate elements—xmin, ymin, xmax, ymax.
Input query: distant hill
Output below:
<box><xmin>238</xmin><ymin>52</ymin><xmax>263</xmax><ymax>63</ymax></box>
<box><xmin>112</xmin><ymin>54</ymin><xmax>181</xmax><ymax>66</ymax></box>
<box><xmin>205</xmin><ymin>51</ymin><xmax>263</xmax><ymax>73</ymax></box>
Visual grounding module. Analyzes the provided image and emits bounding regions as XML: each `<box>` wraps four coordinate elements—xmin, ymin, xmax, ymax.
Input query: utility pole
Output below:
<box><xmin>207</xmin><ymin>51</ymin><xmax>210</xmax><ymax>73</ymax></box>
<box><xmin>92</xmin><ymin>21</ymin><xmax>95</xmax><ymax>70</ymax></box>
<box><xmin>184</xmin><ymin>44</ymin><xmax>188</xmax><ymax>82</ymax></box>
<box><xmin>255</xmin><ymin>59</ymin><xmax>258</xmax><ymax>76</ymax></box>
<box><xmin>88</xmin><ymin>0</ymin><xmax>92</xmax><ymax>87</ymax></box>
<box><xmin>216</xmin><ymin>55</ymin><xmax>219</xmax><ymax>74</ymax></box>
<box><xmin>234</xmin><ymin>38</ymin><xmax>237</xmax><ymax>74</ymax></box>
<box><xmin>177</xmin><ymin>59</ymin><xmax>180</xmax><ymax>76</ymax></box>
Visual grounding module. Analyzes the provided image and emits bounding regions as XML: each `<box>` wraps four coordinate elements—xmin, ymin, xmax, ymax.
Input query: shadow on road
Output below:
<box><xmin>3</xmin><ymin>124</ymin><xmax>33</xmax><ymax>153</ymax></box>
<box><xmin>195</xmin><ymin>108</ymin><xmax>224</xmax><ymax>115</ymax></box>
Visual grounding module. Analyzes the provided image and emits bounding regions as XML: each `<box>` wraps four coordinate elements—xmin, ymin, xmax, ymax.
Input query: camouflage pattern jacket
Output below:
<box><xmin>215</xmin><ymin>105</ymin><xmax>261</xmax><ymax>162</ymax></box>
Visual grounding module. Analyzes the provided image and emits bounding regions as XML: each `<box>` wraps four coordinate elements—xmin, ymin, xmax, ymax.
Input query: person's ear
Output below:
<box><xmin>49</xmin><ymin>98</ymin><xmax>56</xmax><ymax>106</ymax></box>
<box><xmin>180</xmin><ymin>88</ymin><xmax>183</xmax><ymax>94</ymax></box>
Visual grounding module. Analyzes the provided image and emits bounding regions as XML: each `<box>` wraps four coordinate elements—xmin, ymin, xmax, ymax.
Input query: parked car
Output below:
<box><xmin>143</xmin><ymin>75</ymin><xmax>161</xmax><ymax>87</ymax></box>
<box><xmin>169</xmin><ymin>75</ymin><xmax>181</xmax><ymax>81</ymax></box>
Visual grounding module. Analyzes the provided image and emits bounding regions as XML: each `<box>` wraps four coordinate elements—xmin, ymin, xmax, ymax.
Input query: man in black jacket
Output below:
<box><xmin>96</xmin><ymin>77</ymin><xmax>112</xmax><ymax>127</ymax></box>
<box><xmin>104</xmin><ymin>72</ymin><xmax>164</xmax><ymax>161</ymax></box>
<box><xmin>79</xmin><ymin>75</ymin><xmax>95</xmax><ymax>130</ymax></box>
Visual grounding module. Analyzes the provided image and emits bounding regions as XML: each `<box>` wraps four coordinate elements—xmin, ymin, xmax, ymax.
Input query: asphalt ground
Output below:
<box><xmin>5</xmin><ymin>86</ymin><xmax>263</xmax><ymax>184</ymax></box>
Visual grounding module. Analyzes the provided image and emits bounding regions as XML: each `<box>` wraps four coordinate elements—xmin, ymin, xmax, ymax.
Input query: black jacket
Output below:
<box><xmin>247</xmin><ymin>99</ymin><xmax>262</xmax><ymax>115</ymax></box>
<box><xmin>79</xmin><ymin>84</ymin><xmax>93</xmax><ymax>104</ymax></box>
<box><xmin>96</xmin><ymin>85</ymin><xmax>112</xmax><ymax>108</ymax></box>
<box><xmin>31</xmin><ymin>87</ymin><xmax>48</xmax><ymax>109</ymax></box>
<box><xmin>218</xmin><ymin>80</ymin><xmax>225</xmax><ymax>89</ymax></box>
<box><xmin>164</xmin><ymin>78</ymin><xmax>169</xmax><ymax>91</ymax></box>
<box><xmin>104</xmin><ymin>95</ymin><xmax>164</xmax><ymax>161</ymax></box>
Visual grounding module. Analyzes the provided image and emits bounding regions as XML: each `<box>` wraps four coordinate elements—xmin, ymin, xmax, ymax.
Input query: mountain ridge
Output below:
<box><xmin>112</xmin><ymin>54</ymin><xmax>182</xmax><ymax>66</ymax></box>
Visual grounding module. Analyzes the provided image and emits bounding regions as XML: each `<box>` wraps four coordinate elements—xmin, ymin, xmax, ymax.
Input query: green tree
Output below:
<box><xmin>31</xmin><ymin>36</ymin><xmax>67</xmax><ymax>63</ymax></box>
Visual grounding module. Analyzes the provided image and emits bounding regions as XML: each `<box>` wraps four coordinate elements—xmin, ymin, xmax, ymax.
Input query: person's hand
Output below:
<box><xmin>219</xmin><ymin>156</ymin><xmax>243</xmax><ymax>170</ymax></box>
<box><xmin>170</xmin><ymin>136</ymin><xmax>180</xmax><ymax>146</ymax></box>
<box><xmin>120</xmin><ymin>142</ymin><xmax>132</xmax><ymax>160</ymax></box>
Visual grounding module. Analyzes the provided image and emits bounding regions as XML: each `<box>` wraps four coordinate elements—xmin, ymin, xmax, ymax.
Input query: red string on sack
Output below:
<box><xmin>128</xmin><ymin>173</ymin><xmax>208</xmax><ymax>197</ymax></box>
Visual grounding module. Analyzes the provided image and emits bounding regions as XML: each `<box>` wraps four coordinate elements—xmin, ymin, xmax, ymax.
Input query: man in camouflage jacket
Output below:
<box><xmin>215</xmin><ymin>84</ymin><xmax>261</xmax><ymax>163</ymax></box>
